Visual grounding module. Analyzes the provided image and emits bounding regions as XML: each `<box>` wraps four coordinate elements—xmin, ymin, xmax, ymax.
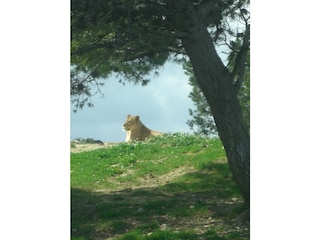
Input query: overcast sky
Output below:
<box><xmin>70</xmin><ymin>62</ymin><xmax>195</xmax><ymax>142</ymax></box>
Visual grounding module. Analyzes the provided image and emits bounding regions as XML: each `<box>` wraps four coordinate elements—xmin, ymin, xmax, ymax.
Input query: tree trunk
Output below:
<box><xmin>168</xmin><ymin>1</ymin><xmax>250</xmax><ymax>207</ymax></box>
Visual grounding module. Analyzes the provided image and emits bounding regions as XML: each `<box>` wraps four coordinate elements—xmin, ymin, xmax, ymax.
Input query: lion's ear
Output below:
<box><xmin>135</xmin><ymin>116</ymin><xmax>140</xmax><ymax>120</ymax></box>
<box><xmin>127</xmin><ymin>114</ymin><xmax>131</xmax><ymax>118</ymax></box>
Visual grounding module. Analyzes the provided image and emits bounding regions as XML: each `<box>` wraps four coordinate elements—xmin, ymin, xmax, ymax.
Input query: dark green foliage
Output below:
<box><xmin>71</xmin><ymin>0</ymin><xmax>250</xmax><ymax>111</ymax></box>
<box><xmin>71</xmin><ymin>0</ymin><xmax>178</xmax><ymax>110</ymax></box>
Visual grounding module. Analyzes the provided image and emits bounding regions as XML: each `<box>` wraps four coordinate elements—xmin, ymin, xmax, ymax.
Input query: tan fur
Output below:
<box><xmin>123</xmin><ymin>114</ymin><xmax>162</xmax><ymax>142</ymax></box>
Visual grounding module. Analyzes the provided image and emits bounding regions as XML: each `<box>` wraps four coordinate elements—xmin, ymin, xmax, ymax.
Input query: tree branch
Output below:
<box><xmin>197</xmin><ymin>1</ymin><xmax>219</xmax><ymax>20</ymax></box>
<box><xmin>233</xmin><ymin>24</ymin><xmax>250</xmax><ymax>93</ymax></box>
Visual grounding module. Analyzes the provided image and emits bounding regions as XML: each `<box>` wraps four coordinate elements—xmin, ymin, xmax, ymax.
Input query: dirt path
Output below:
<box><xmin>70</xmin><ymin>142</ymin><xmax>119</xmax><ymax>153</ymax></box>
<box><xmin>96</xmin><ymin>164</ymin><xmax>196</xmax><ymax>194</ymax></box>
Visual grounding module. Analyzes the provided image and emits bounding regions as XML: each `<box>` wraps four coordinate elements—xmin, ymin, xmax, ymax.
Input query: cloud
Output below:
<box><xmin>70</xmin><ymin>62</ymin><xmax>195</xmax><ymax>142</ymax></box>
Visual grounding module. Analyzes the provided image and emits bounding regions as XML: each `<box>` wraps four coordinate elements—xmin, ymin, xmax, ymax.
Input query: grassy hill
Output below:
<box><xmin>71</xmin><ymin>133</ymin><xmax>249</xmax><ymax>240</ymax></box>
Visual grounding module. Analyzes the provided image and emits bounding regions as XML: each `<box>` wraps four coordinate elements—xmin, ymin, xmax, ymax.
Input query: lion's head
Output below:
<box><xmin>123</xmin><ymin>115</ymin><xmax>141</xmax><ymax>131</ymax></box>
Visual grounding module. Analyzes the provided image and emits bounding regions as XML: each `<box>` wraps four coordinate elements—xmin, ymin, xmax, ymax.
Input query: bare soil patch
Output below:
<box><xmin>70</xmin><ymin>142</ymin><xmax>119</xmax><ymax>153</ymax></box>
<box><xmin>97</xmin><ymin>165</ymin><xmax>196</xmax><ymax>193</ymax></box>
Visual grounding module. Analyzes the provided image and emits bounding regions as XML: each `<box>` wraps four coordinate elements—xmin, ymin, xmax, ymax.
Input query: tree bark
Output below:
<box><xmin>167</xmin><ymin>1</ymin><xmax>250</xmax><ymax>207</ymax></box>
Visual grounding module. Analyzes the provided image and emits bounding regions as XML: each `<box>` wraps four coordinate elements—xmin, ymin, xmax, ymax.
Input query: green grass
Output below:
<box><xmin>71</xmin><ymin>133</ymin><xmax>249</xmax><ymax>240</ymax></box>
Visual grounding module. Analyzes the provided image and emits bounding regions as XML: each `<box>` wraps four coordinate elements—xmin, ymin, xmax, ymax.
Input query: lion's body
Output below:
<box><xmin>123</xmin><ymin>115</ymin><xmax>162</xmax><ymax>142</ymax></box>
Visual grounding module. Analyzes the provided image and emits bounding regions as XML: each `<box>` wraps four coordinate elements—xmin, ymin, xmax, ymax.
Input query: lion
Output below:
<box><xmin>123</xmin><ymin>114</ymin><xmax>162</xmax><ymax>142</ymax></box>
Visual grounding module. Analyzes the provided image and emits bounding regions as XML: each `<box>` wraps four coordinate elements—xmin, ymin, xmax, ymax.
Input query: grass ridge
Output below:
<box><xmin>71</xmin><ymin>133</ymin><xmax>249</xmax><ymax>239</ymax></box>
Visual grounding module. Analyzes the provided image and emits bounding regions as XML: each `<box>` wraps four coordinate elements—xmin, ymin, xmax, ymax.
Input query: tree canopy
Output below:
<box><xmin>71</xmin><ymin>0</ymin><xmax>250</xmax><ymax>111</ymax></box>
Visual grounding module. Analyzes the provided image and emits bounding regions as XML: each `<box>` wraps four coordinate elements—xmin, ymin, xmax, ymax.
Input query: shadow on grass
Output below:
<box><xmin>71</xmin><ymin>162</ymin><xmax>249</xmax><ymax>240</ymax></box>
